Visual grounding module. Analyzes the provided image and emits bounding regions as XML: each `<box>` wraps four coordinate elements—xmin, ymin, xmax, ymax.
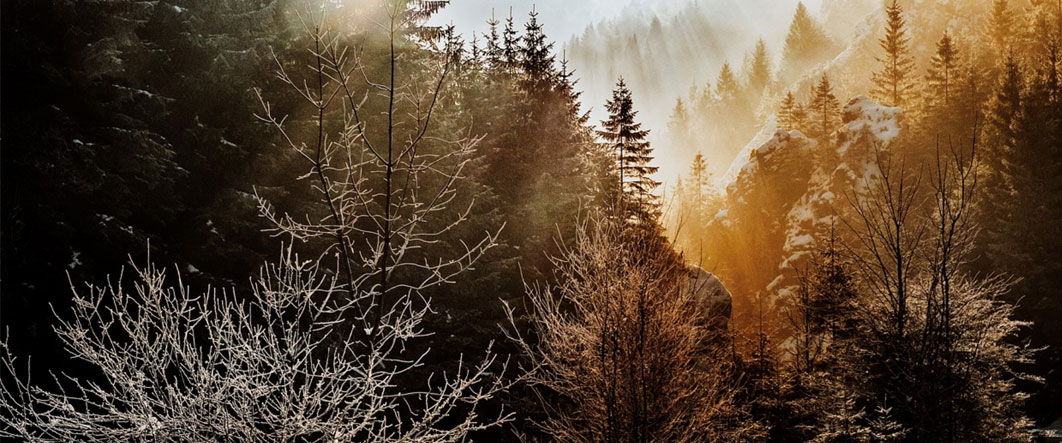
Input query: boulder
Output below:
<box><xmin>685</xmin><ymin>266</ymin><xmax>732</xmax><ymax>340</ymax></box>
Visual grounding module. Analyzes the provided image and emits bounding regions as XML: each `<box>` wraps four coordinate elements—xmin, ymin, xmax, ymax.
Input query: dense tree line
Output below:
<box><xmin>1</xmin><ymin>0</ymin><xmax>1058</xmax><ymax>440</ymax></box>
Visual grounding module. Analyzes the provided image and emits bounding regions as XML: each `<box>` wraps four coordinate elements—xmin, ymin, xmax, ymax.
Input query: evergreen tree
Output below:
<box><xmin>871</xmin><ymin>0</ymin><xmax>916</xmax><ymax>108</ymax></box>
<box><xmin>484</xmin><ymin>10</ymin><xmax>504</xmax><ymax>70</ymax></box>
<box><xmin>715</xmin><ymin>62</ymin><xmax>742</xmax><ymax>104</ymax></box>
<box><xmin>779</xmin><ymin>91</ymin><xmax>799</xmax><ymax>130</ymax></box>
<box><xmin>808</xmin><ymin>74</ymin><xmax>840</xmax><ymax>142</ymax></box>
<box><xmin>598</xmin><ymin>78</ymin><xmax>660</xmax><ymax>219</ymax></box>
<box><xmin>502</xmin><ymin>9</ymin><xmax>519</xmax><ymax>73</ymax></box>
<box><xmin>745</xmin><ymin>38</ymin><xmax>772</xmax><ymax>97</ymax></box>
<box><xmin>780</xmin><ymin>2</ymin><xmax>836</xmax><ymax>83</ymax></box>
<box><xmin>986</xmin><ymin>0</ymin><xmax>1016</xmax><ymax>53</ymax></box>
<box><xmin>925</xmin><ymin>31</ymin><xmax>962</xmax><ymax>111</ymax></box>
<box><xmin>520</xmin><ymin>7</ymin><xmax>556</xmax><ymax>93</ymax></box>
<box><xmin>688</xmin><ymin>152</ymin><xmax>710</xmax><ymax>200</ymax></box>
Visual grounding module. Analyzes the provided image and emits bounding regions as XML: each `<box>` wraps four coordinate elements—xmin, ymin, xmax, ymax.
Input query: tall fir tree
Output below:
<box><xmin>925</xmin><ymin>31</ymin><xmax>962</xmax><ymax>110</ymax></box>
<box><xmin>502</xmin><ymin>9</ymin><xmax>519</xmax><ymax>73</ymax></box>
<box><xmin>808</xmin><ymin>74</ymin><xmax>840</xmax><ymax>142</ymax></box>
<box><xmin>779</xmin><ymin>91</ymin><xmax>800</xmax><ymax>131</ymax></box>
<box><xmin>746</xmin><ymin>38</ymin><xmax>772</xmax><ymax>97</ymax></box>
<box><xmin>598</xmin><ymin>78</ymin><xmax>660</xmax><ymax>219</ymax></box>
<box><xmin>484</xmin><ymin>10</ymin><xmax>504</xmax><ymax>70</ymax></box>
<box><xmin>519</xmin><ymin>7</ymin><xmax>556</xmax><ymax>94</ymax></box>
<box><xmin>871</xmin><ymin>0</ymin><xmax>916</xmax><ymax>108</ymax></box>
<box><xmin>780</xmin><ymin>2</ymin><xmax>836</xmax><ymax>83</ymax></box>
<box><xmin>986</xmin><ymin>0</ymin><xmax>1016</xmax><ymax>53</ymax></box>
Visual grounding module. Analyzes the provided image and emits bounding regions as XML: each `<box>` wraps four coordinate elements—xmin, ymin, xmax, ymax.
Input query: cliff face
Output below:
<box><xmin>708</xmin><ymin>96</ymin><xmax>902</xmax><ymax>314</ymax></box>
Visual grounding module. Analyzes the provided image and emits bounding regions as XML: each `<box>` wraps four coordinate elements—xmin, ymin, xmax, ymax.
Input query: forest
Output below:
<box><xmin>1</xmin><ymin>0</ymin><xmax>1060</xmax><ymax>441</ymax></box>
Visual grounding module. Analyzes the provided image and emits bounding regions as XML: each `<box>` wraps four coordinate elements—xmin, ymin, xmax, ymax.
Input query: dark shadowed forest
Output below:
<box><xmin>1</xmin><ymin>0</ymin><xmax>1060</xmax><ymax>441</ymax></box>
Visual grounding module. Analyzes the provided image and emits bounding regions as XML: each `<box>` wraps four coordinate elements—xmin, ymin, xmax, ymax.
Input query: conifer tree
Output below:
<box><xmin>780</xmin><ymin>2</ymin><xmax>836</xmax><ymax>82</ymax></box>
<box><xmin>779</xmin><ymin>91</ymin><xmax>799</xmax><ymax>130</ymax></box>
<box><xmin>746</xmin><ymin>38</ymin><xmax>772</xmax><ymax>96</ymax></box>
<box><xmin>520</xmin><ymin>7</ymin><xmax>556</xmax><ymax>93</ymax></box>
<box><xmin>598</xmin><ymin>78</ymin><xmax>660</xmax><ymax>218</ymax></box>
<box><xmin>871</xmin><ymin>0</ymin><xmax>916</xmax><ymax>108</ymax></box>
<box><xmin>715</xmin><ymin>62</ymin><xmax>742</xmax><ymax>104</ymax></box>
<box><xmin>484</xmin><ymin>10</ymin><xmax>503</xmax><ymax>70</ymax></box>
<box><xmin>502</xmin><ymin>9</ymin><xmax>519</xmax><ymax>73</ymax></box>
<box><xmin>668</xmin><ymin>97</ymin><xmax>691</xmax><ymax>146</ymax></box>
<box><xmin>925</xmin><ymin>31</ymin><xmax>962</xmax><ymax>110</ymax></box>
<box><xmin>986</xmin><ymin>0</ymin><xmax>1015</xmax><ymax>53</ymax></box>
<box><xmin>688</xmin><ymin>152</ymin><xmax>710</xmax><ymax>200</ymax></box>
<box><xmin>808</xmin><ymin>74</ymin><xmax>840</xmax><ymax>142</ymax></box>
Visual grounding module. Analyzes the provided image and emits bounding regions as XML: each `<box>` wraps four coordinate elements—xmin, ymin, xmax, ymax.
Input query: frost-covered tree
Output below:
<box><xmin>508</xmin><ymin>215</ymin><xmax>758</xmax><ymax>442</ymax></box>
<box><xmin>0</xmin><ymin>5</ymin><xmax>513</xmax><ymax>440</ymax></box>
<box><xmin>845</xmin><ymin>143</ymin><xmax>1037</xmax><ymax>441</ymax></box>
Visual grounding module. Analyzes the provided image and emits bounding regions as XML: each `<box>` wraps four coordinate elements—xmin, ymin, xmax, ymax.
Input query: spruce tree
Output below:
<box><xmin>986</xmin><ymin>0</ymin><xmax>1015</xmax><ymax>53</ymax></box>
<box><xmin>598</xmin><ymin>78</ymin><xmax>660</xmax><ymax>218</ymax></box>
<box><xmin>808</xmin><ymin>74</ymin><xmax>840</xmax><ymax>142</ymax></box>
<box><xmin>746</xmin><ymin>38</ymin><xmax>772</xmax><ymax>96</ymax></box>
<box><xmin>925</xmin><ymin>31</ymin><xmax>962</xmax><ymax>110</ymax></box>
<box><xmin>780</xmin><ymin>2</ymin><xmax>836</xmax><ymax>82</ymax></box>
<box><xmin>484</xmin><ymin>10</ymin><xmax>503</xmax><ymax>70</ymax></box>
<box><xmin>688</xmin><ymin>152</ymin><xmax>710</xmax><ymax>200</ymax></box>
<box><xmin>779</xmin><ymin>91</ymin><xmax>799</xmax><ymax>130</ymax></box>
<box><xmin>668</xmin><ymin>97</ymin><xmax>691</xmax><ymax>145</ymax></box>
<box><xmin>519</xmin><ymin>7</ymin><xmax>556</xmax><ymax>94</ymax></box>
<box><xmin>871</xmin><ymin>0</ymin><xmax>915</xmax><ymax>108</ymax></box>
<box><xmin>715</xmin><ymin>62</ymin><xmax>742</xmax><ymax>106</ymax></box>
<box><xmin>502</xmin><ymin>9</ymin><xmax>519</xmax><ymax>73</ymax></box>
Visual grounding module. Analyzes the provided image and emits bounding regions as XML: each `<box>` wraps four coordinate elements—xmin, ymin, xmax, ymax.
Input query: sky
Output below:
<box><xmin>429</xmin><ymin>0</ymin><xmax>825</xmax><ymax>43</ymax></box>
<box><xmin>429</xmin><ymin>0</ymin><xmax>828</xmax><ymax>191</ymax></box>
<box><xmin>429</xmin><ymin>0</ymin><xmax>640</xmax><ymax>43</ymax></box>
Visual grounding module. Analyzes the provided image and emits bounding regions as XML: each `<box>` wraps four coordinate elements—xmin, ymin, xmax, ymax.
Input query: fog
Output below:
<box><xmin>433</xmin><ymin>0</ymin><xmax>826</xmax><ymax>190</ymax></box>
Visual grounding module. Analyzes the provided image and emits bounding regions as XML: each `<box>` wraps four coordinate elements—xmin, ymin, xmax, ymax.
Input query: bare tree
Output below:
<box><xmin>507</xmin><ymin>214</ymin><xmax>757</xmax><ymax>442</ymax></box>
<box><xmin>1</xmin><ymin>3</ymin><xmax>511</xmax><ymax>441</ymax></box>
<box><xmin>842</xmin><ymin>137</ymin><xmax>1037</xmax><ymax>441</ymax></box>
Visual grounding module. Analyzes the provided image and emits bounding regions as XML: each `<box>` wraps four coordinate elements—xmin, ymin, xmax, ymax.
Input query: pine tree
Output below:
<box><xmin>986</xmin><ymin>0</ymin><xmax>1015</xmax><ymax>53</ymax></box>
<box><xmin>808</xmin><ymin>74</ymin><xmax>840</xmax><ymax>142</ymax></box>
<box><xmin>484</xmin><ymin>10</ymin><xmax>503</xmax><ymax>70</ymax></box>
<box><xmin>668</xmin><ymin>97</ymin><xmax>691</xmax><ymax>144</ymax></box>
<box><xmin>519</xmin><ymin>7</ymin><xmax>556</xmax><ymax>94</ymax></box>
<box><xmin>871</xmin><ymin>0</ymin><xmax>916</xmax><ymax>108</ymax></box>
<box><xmin>502</xmin><ymin>9</ymin><xmax>519</xmax><ymax>73</ymax></box>
<box><xmin>779</xmin><ymin>91</ymin><xmax>799</xmax><ymax>130</ymax></box>
<box><xmin>598</xmin><ymin>78</ymin><xmax>660</xmax><ymax>219</ymax></box>
<box><xmin>925</xmin><ymin>31</ymin><xmax>962</xmax><ymax>110</ymax></box>
<box><xmin>780</xmin><ymin>2</ymin><xmax>836</xmax><ymax>83</ymax></box>
<box><xmin>746</xmin><ymin>38</ymin><xmax>772</xmax><ymax>96</ymax></box>
<box><xmin>688</xmin><ymin>152</ymin><xmax>710</xmax><ymax>199</ymax></box>
<box><xmin>715</xmin><ymin>62</ymin><xmax>741</xmax><ymax>103</ymax></box>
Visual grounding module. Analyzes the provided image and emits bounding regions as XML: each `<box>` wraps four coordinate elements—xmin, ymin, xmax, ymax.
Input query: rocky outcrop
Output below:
<box><xmin>686</xmin><ymin>266</ymin><xmax>732</xmax><ymax>341</ymax></box>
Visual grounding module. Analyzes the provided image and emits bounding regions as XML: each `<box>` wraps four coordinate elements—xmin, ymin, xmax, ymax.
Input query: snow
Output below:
<box><xmin>185</xmin><ymin>264</ymin><xmax>200</xmax><ymax>274</ymax></box>
<box><xmin>220</xmin><ymin>138</ymin><xmax>237</xmax><ymax>147</ymax></box>
<box><xmin>841</xmin><ymin>96</ymin><xmax>902</xmax><ymax>147</ymax></box>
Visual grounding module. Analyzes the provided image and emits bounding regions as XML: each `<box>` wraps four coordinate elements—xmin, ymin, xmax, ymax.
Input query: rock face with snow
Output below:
<box><xmin>769</xmin><ymin>96</ymin><xmax>903</xmax><ymax>299</ymax></box>
<box><xmin>710</xmin><ymin>96</ymin><xmax>902</xmax><ymax>308</ymax></box>
<box><xmin>686</xmin><ymin>266</ymin><xmax>732</xmax><ymax>341</ymax></box>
